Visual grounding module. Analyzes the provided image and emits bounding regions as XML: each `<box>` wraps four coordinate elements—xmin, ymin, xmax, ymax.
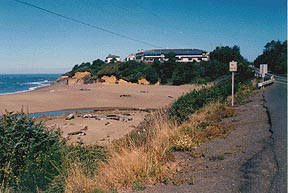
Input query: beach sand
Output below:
<box><xmin>0</xmin><ymin>83</ymin><xmax>199</xmax><ymax>144</ymax></box>
<box><xmin>43</xmin><ymin>110</ymin><xmax>149</xmax><ymax>145</ymax></box>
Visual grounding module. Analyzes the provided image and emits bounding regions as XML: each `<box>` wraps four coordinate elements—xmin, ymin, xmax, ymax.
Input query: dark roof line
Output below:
<box><xmin>139</xmin><ymin>48</ymin><xmax>207</xmax><ymax>53</ymax></box>
<box><xmin>106</xmin><ymin>54</ymin><xmax>120</xmax><ymax>58</ymax></box>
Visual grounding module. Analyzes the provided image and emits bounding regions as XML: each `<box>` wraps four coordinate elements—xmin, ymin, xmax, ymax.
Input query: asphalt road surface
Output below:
<box><xmin>264</xmin><ymin>81</ymin><xmax>287</xmax><ymax>193</ymax></box>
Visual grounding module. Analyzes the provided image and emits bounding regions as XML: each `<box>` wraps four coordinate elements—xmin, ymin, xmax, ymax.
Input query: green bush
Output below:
<box><xmin>65</xmin><ymin>145</ymin><xmax>107</xmax><ymax>177</ymax></box>
<box><xmin>45</xmin><ymin>144</ymin><xmax>107</xmax><ymax>192</ymax></box>
<box><xmin>169</xmin><ymin>80</ymin><xmax>232</xmax><ymax>123</ymax></box>
<box><xmin>0</xmin><ymin>112</ymin><xmax>108</xmax><ymax>192</ymax></box>
<box><xmin>116</xmin><ymin>61</ymin><xmax>158</xmax><ymax>83</ymax></box>
<box><xmin>97</xmin><ymin>63</ymin><xmax>119</xmax><ymax>77</ymax></box>
<box><xmin>0</xmin><ymin>112</ymin><xmax>64</xmax><ymax>192</ymax></box>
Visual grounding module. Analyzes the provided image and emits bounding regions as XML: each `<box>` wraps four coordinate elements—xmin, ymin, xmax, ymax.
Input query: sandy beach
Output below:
<box><xmin>0</xmin><ymin>83</ymin><xmax>199</xmax><ymax>144</ymax></box>
<box><xmin>0</xmin><ymin>83</ymin><xmax>198</xmax><ymax>114</ymax></box>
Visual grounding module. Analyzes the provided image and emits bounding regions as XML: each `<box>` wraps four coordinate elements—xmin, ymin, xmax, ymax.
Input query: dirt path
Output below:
<box><xmin>137</xmin><ymin>90</ymin><xmax>277</xmax><ymax>193</ymax></box>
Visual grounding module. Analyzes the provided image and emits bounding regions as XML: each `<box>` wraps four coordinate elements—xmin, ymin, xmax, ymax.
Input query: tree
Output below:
<box><xmin>172</xmin><ymin>63</ymin><xmax>186</xmax><ymax>85</ymax></box>
<box><xmin>160</xmin><ymin>61</ymin><xmax>176</xmax><ymax>84</ymax></box>
<box><xmin>172</xmin><ymin>62</ymin><xmax>200</xmax><ymax>85</ymax></box>
<box><xmin>199</xmin><ymin>60</ymin><xmax>229</xmax><ymax>81</ymax></box>
<box><xmin>92</xmin><ymin>59</ymin><xmax>105</xmax><ymax>68</ymax></box>
<box><xmin>165</xmin><ymin>52</ymin><xmax>177</xmax><ymax>63</ymax></box>
<box><xmin>209</xmin><ymin>45</ymin><xmax>244</xmax><ymax>64</ymax></box>
<box><xmin>236</xmin><ymin>61</ymin><xmax>254</xmax><ymax>82</ymax></box>
<box><xmin>145</xmin><ymin>67</ymin><xmax>159</xmax><ymax>84</ymax></box>
<box><xmin>209</xmin><ymin>45</ymin><xmax>254</xmax><ymax>81</ymax></box>
<box><xmin>254</xmin><ymin>40</ymin><xmax>287</xmax><ymax>74</ymax></box>
<box><xmin>91</xmin><ymin>59</ymin><xmax>105</xmax><ymax>75</ymax></box>
<box><xmin>72</xmin><ymin>64</ymin><xmax>79</xmax><ymax>71</ymax></box>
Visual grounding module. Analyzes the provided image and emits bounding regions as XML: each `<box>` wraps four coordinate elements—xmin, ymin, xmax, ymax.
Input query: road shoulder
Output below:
<box><xmin>141</xmin><ymin>89</ymin><xmax>277</xmax><ymax>193</ymax></box>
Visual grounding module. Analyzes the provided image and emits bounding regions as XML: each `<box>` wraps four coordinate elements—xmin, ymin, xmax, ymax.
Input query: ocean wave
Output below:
<box><xmin>22</xmin><ymin>80</ymin><xmax>52</xmax><ymax>91</ymax></box>
<box><xmin>28</xmin><ymin>84</ymin><xmax>50</xmax><ymax>91</ymax></box>
<box><xmin>0</xmin><ymin>74</ymin><xmax>60</xmax><ymax>95</ymax></box>
<box><xmin>0</xmin><ymin>81</ymin><xmax>52</xmax><ymax>95</ymax></box>
<box><xmin>21</xmin><ymin>80</ymin><xmax>50</xmax><ymax>85</ymax></box>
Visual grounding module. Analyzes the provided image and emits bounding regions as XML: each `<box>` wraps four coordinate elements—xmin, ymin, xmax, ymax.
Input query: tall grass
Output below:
<box><xmin>172</xmin><ymin>102</ymin><xmax>235</xmax><ymax>151</ymax></box>
<box><xmin>64</xmin><ymin>102</ymin><xmax>236</xmax><ymax>192</ymax></box>
<box><xmin>97</xmin><ymin>112</ymin><xmax>175</xmax><ymax>189</ymax></box>
<box><xmin>63</xmin><ymin>110</ymin><xmax>178</xmax><ymax>192</ymax></box>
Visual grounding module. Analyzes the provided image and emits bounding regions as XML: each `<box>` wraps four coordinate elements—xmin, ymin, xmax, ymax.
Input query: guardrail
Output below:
<box><xmin>257</xmin><ymin>77</ymin><xmax>274</xmax><ymax>88</ymax></box>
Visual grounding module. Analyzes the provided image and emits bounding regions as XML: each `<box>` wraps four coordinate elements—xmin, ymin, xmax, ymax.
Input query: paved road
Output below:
<box><xmin>263</xmin><ymin>82</ymin><xmax>287</xmax><ymax>193</ymax></box>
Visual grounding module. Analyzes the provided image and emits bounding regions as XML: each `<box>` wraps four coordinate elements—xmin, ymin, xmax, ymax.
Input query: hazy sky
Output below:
<box><xmin>0</xmin><ymin>0</ymin><xmax>287</xmax><ymax>74</ymax></box>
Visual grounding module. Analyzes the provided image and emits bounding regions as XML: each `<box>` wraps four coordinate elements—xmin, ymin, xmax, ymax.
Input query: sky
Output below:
<box><xmin>0</xmin><ymin>0</ymin><xmax>287</xmax><ymax>74</ymax></box>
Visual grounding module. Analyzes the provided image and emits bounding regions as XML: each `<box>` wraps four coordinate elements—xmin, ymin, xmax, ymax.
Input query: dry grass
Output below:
<box><xmin>63</xmin><ymin>102</ymin><xmax>236</xmax><ymax>192</ymax></box>
<box><xmin>94</xmin><ymin>110</ymin><xmax>177</xmax><ymax>190</ymax></box>
<box><xmin>64</xmin><ymin>164</ymin><xmax>97</xmax><ymax>193</ymax></box>
<box><xmin>172</xmin><ymin>102</ymin><xmax>235</xmax><ymax>151</ymax></box>
<box><xmin>63</xmin><ymin>110</ymin><xmax>178</xmax><ymax>192</ymax></box>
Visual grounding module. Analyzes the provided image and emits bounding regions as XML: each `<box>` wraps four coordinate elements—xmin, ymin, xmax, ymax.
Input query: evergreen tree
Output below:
<box><xmin>254</xmin><ymin>40</ymin><xmax>287</xmax><ymax>74</ymax></box>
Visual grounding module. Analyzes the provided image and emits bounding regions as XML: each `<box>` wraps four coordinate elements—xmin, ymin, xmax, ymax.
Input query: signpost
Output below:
<box><xmin>229</xmin><ymin>61</ymin><xmax>237</xmax><ymax>107</ymax></box>
<box><xmin>258</xmin><ymin>64</ymin><xmax>268</xmax><ymax>89</ymax></box>
<box><xmin>260</xmin><ymin>64</ymin><xmax>268</xmax><ymax>79</ymax></box>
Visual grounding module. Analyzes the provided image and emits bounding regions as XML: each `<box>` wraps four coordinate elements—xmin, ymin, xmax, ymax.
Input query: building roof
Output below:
<box><xmin>106</xmin><ymin>54</ymin><xmax>120</xmax><ymax>58</ymax></box>
<box><xmin>136</xmin><ymin>49</ymin><xmax>207</xmax><ymax>56</ymax></box>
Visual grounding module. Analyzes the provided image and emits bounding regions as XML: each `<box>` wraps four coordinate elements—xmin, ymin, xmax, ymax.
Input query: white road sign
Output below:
<box><xmin>229</xmin><ymin>61</ymin><xmax>238</xmax><ymax>72</ymax></box>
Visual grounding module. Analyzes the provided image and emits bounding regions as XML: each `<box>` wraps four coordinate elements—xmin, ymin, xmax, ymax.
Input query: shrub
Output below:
<box><xmin>116</xmin><ymin>61</ymin><xmax>157</xmax><ymax>83</ymax></box>
<box><xmin>97</xmin><ymin>63</ymin><xmax>118</xmax><ymax>77</ymax></box>
<box><xmin>145</xmin><ymin>67</ymin><xmax>159</xmax><ymax>84</ymax></box>
<box><xmin>0</xmin><ymin>112</ymin><xmax>108</xmax><ymax>192</ymax></box>
<box><xmin>0</xmin><ymin>112</ymin><xmax>64</xmax><ymax>192</ymax></box>
<box><xmin>65</xmin><ymin>145</ymin><xmax>107</xmax><ymax>177</ymax></box>
<box><xmin>234</xmin><ymin>80</ymin><xmax>257</xmax><ymax>105</ymax></box>
<box><xmin>169</xmin><ymin>80</ymin><xmax>232</xmax><ymax>123</ymax></box>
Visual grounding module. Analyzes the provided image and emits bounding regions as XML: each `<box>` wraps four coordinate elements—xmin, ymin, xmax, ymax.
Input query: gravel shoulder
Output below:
<box><xmin>139</xmin><ymin>89</ymin><xmax>277</xmax><ymax>193</ymax></box>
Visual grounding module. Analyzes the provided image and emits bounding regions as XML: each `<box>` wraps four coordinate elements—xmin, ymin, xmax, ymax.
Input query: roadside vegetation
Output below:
<box><xmin>1</xmin><ymin>44</ymin><xmax>260</xmax><ymax>192</ymax></box>
<box><xmin>0</xmin><ymin>79</ymin><xmax>256</xmax><ymax>192</ymax></box>
<box><xmin>0</xmin><ymin>112</ymin><xmax>107</xmax><ymax>193</ymax></box>
<box><xmin>254</xmin><ymin>40</ymin><xmax>287</xmax><ymax>75</ymax></box>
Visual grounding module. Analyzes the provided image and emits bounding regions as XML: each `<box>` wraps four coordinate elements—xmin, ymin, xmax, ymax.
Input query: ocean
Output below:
<box><xmin>0</xmin><ymin>74</ymin><xmax>61</xmax><ymax>95</ymax></box>
<box><xmin>0</xmin><ymin>74</ymin><xmax>95</xmax><ymax>117</ymax></box>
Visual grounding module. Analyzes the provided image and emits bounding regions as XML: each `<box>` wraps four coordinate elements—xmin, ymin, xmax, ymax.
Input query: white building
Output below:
<box><xmin>125</xmin><ymin>53</ymin><xmax>136</xmax><ymax>61</ymax></box>
<box><xmin>135</xmin><ymin>49</ymin><xmax>208</xmax><ymax>63</ymax></box>
<box><xmin>105</xmin><ymin>54</ymin><xmax>121</xmax><ymax>63</ymax></box>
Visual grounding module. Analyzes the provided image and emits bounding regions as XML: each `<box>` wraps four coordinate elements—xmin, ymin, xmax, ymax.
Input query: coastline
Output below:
<box><xmin>0</xmin><ymin>83</ymin><xmax>200</xmax><ymax>145</ymax></box>
<box><xmin>0</xmin><ymin>83</ymin><xmax>199</xmax><ymax>115</ymax></box>
<box><xmin>0</xmin><ymin>73</ymin><xmax>60</xmax><ymax>96</ymax></box>
<box><xmin>0</xmin><ymin>84</ymin><xmax>52</xmax><ymax>96</ymax></box>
